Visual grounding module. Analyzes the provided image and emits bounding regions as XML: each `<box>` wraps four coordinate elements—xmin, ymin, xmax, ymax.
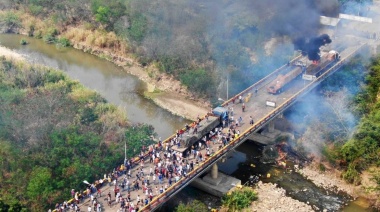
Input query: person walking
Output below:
<box><xmin>242</xmin><ymin>103</ymin><xmax>246</xmax><ymax>112</ymax></box>
<box><xmin>249</xmin><ymin>116</ymin><xmax>254</xmax><ymax>125</ymax></box>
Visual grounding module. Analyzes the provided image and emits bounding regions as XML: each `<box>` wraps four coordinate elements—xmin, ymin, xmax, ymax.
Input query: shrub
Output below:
<box><xmin>319</xmin><ymin>163</ymin><xmax>326</xmax><ymax>172</ymax></box>
<box><xmin>28</xmin><ymin>24</ymin><xmax>35</xmax><ymax>37</ymax></box>
<box><xmin>20</xmin><ymin>39</ymin><xmax>28</xmax><ymax>45</ymax></box>
<box><xmin>43</xmin><ymin>34</ymin><xmax>56</xmax><ymax>44</ymax></box>
<box><xmin>222</xmin><ymin>186</ymin><xmax>258</xmax><ymax>211</ymax></box>
<box><xmin>43</xmin><ymin>28</ymin><xmax>59</xmax><ymax>44</ymax></box>
<box><xmin>1</xmin><ymin>12</ymin><xmax>21</xmax><ymax>29</ymax></box>
<box><xmin>34</xmin><ymin>30</ymin><xmax>42</xmax><ymax>39</ymax></box>
<box><xmin>175</xmin><ymin>200</ymin><xmax>209</xmax><ymax>212</ymax></box>
<box><xmin>29</xmin><ymin>4</ymin><xmax>44</xmax><ymax>16</ymax></box>
<box><xmin>342</xmin><ymin>163</ymin><xmax>361</xmax><ymax>185</ymax></box>
<box><xmin>180</xmin><ymin>69</ymin><xmax>216</xmax><ymax>96</ymax></box>
<box><xmin>127</xmin><ymin>14</ymin><xmax>147</xmax><ymax>43</ymax></box>
<box><xmin>56</xmin><ymin>37</ymin><xmax>71</xmax><ymax>47</ymax></box>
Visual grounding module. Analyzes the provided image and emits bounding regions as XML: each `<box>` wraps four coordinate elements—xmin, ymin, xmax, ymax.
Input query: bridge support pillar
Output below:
<box><xmin>211</xmin><ymin>164</ymin><xmax>218</xmax><ymax>179</ymax></box>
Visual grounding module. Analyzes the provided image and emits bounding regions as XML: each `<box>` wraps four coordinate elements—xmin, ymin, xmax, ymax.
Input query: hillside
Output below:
<box><xmin>0</xmin><ymin>0</ymin><xmax>345</xmax><ymax>102</ymax></box>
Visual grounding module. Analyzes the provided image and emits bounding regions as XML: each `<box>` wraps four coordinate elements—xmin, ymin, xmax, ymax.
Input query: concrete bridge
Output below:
<box><xmin>75</xmin><ymin>42</ymin><xmax>368</xmax><ymax>212</ymax></box>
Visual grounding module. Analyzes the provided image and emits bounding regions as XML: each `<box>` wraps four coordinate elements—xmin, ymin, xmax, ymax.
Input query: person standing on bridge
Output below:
<box><xmin>239</xmin><ymin>95</ymin><xmax>243</xmax><ymax>103</ymax></box>
<box><xmin>193</xmin><ymin>125</ymin><xmax>198</xmax><ymax>134</ymax></box>
<box><xmin>71</xmin><ymin>189</ymin><xmax>75</xmax><ymax>198</ymax></box>
<box><xmin>242</xmin><ymin>103</ymin><xmax>246</xmax><ymax>112</ymax></box>
<box><xmin>107</xmin><ymin>192</ymin><xmax>111</xmax><ymax>207</ymax></box>
<box><xmin>250</xmin><ymin>116</ymin><xmax>254</xmax><ymax>125</ymax></box>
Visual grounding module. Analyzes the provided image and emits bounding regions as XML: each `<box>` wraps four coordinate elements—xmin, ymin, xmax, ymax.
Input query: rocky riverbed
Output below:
<box><xmin>298</xmin><ymin>163</ymin><xmax>357</xmax><ymax>197</ymax></box>
<box><xmin>251</xmin><ymin>181</ymin><xmax>314</xmax><ymax>212</ymax></box>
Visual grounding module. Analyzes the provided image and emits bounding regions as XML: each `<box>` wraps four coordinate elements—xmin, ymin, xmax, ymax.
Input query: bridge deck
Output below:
<box><xmin>74</xmin><ymin>43</ymin><xmax>366</xmax><ymax>212</ymax></box>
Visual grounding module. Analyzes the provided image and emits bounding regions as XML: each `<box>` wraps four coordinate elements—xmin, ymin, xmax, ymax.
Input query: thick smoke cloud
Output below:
<box><xmin>251</xmin><ymin>0</ymin><xmax>339</xmax><ymax>37</ymax></box>
<box><xmin>293</xmin><ymin>34</ymin><xmax>332</xmax><ymax>61</ymax></box>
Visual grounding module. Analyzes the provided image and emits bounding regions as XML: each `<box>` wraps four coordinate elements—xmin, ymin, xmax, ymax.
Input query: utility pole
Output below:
<box><xmin>124</xmin><ymin>140</ymin><xmax>127</xmax><ymax>165</ymax></box>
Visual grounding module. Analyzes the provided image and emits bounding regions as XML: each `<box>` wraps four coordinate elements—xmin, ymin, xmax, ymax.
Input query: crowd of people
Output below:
<box><xmin>50</xmin><ymin>95</ymin><xmax>252</xmax><ymax>212</ymax></box>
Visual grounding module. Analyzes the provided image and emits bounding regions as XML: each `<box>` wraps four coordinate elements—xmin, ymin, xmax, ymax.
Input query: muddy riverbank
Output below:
<box><xmin>70</xmin><ymin>41</ymin><xmax>211</xmax><ymax>121</ymax></box>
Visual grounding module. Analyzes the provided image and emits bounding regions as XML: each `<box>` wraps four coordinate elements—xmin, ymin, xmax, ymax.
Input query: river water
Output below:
<box><xmin>219</xmin><ymin>141</ymin><xmax>374</xmax><ymax>212</ymax></box>
<box><xmin>0</xmin><ymin>34</ymin><xmax>373</xmax><ymax>211</ymax></box>
<box><xmin>0</xmin><ymin>34</ymin><xmax>188</xmax><ymax>139</ymax></box>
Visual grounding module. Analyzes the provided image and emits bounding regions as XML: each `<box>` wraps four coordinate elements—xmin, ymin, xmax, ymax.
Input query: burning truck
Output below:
<box><xmin>302</xmin><ymin>50</ymin><xmax>340</xmax><ymax>81</ymax></box>
<box><xmin>267</xmin><ymin>34</ymin><xmax>340</xmax><ymax>94</ymax></box>
<box><xmin>266</xmin><ymin>50</ymin><xmax>340</xmax><ymax>94</ymax></box>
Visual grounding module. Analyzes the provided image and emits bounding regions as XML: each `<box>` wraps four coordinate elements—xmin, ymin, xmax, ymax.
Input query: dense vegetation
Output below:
<box><xmin>1</xmin><ymin>0</ymin><xmax>368</xmax><ymax>99</ymax></box>
<box><xmin>0</xmin><ymin>57</ymin><xmax>155</xmax><ymax>211</ymax></box>
<box><xmin>338</xmin><ymin>56</ymin><xmax>380</xmax><ymax>184</ymax></box>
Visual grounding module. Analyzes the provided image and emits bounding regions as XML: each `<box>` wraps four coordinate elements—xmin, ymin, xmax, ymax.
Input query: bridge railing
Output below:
<box><xmin>139</xmin><ymin>45</ymin><xmax>366</xmax><ymax>211</ymax></box>
<box><xmin>221</xmin><ymin>54</ymin><xmax>302</xmax><ymax>106</ymax></box>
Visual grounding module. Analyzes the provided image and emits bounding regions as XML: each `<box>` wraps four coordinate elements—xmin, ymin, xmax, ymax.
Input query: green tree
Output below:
<box><xmin>95</xmin><ymin>6</ymin><xmax>110</xmax><ymax>24</ymax></box>
<box><xmin>124</xmin><ymin>124</ymin><xmax>155</xmax><ymax>157</ymax></box>
<box><xmin>180</xmin><ymin>69</ymin><xmax>216</xmax><ymax>96</ymax></box>
<box><xmin>91</xmin><ymin>0</ymin><xmax>126</xmax><ymax>30</ymax></box>
<box><xmin>127</xmin><ymin>13</ymin><xmax>147</xmax><ymax>43</ymax></box>
<box><xmin>27</xmin><ymin>167</ymin><xmax>54</xmax><ymax>208</ymax></box>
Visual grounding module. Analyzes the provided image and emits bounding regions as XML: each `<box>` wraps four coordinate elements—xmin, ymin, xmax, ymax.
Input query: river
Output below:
<box><xmin>219</xmin><ymin>141</ymin><xmax>374</xmax><ymax>212</ymax></box>
<box><xmin>0</xmin><ymin>33</ymin><xmax>188</xmax><ymax>139</ymax></box>
<box><xmin>0</xmin><ymin>34</ymin><xmax>373</xmax><ymax>211</ymax></box>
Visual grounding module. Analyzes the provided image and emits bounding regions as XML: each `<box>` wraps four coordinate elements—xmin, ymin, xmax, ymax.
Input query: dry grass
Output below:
<box><xmin>63</xmin><ymin>27</ymin><xmax>129</xmax><ymax>57</ymax></box>
<box><xmin>65</xmin><ymin>27</ymin><xmax>94</xmax><ymax>43</ymax></box>
<box><xmin>1</xmin><ymin>10</ymin><xmax>131</xmax><ymax>59</ymax></box>
<box><xmin>17</xmin><ymin>12</ymin><xmax>55</xmax><ymax>36</ymax></box>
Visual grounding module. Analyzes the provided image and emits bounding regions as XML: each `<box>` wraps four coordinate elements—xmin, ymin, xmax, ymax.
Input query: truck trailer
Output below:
<box><xmin>302</xmin><ymin>50</ymin><xmax>341</xmax><ymax>81</ymax></box>
<box><xmin>267</xmin><ymin>50</ymin><xmax>340</xmax><ymax>94</ymax></box>
<box><xmin>267</xmin><ymin>66</ymin><xmax>304</xmax><ymax>94</ymax></box>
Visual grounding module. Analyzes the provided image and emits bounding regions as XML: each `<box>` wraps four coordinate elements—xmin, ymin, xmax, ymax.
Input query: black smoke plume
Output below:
<box><xmin>293</xmin><ymin>34</ymin><xmax>332</xmax><ymax>61</ymax></box>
